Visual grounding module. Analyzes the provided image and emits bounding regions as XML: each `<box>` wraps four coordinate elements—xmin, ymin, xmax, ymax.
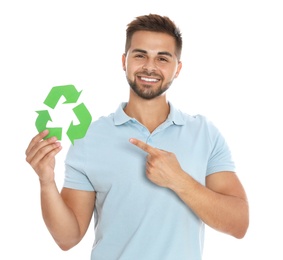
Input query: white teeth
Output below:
<box><xmin>141</xmin><ymin>77</ymin><xmax>158</xmax><ymax>82</ymax></box>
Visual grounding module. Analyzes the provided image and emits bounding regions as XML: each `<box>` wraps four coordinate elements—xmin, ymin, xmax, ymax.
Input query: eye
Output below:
<box><xmin>134</xmin><ymin>54</ymin><xmax>145</xmax><ymax>59</ymax></box>
<box><xmin>158</xmin><ymin>57</ymin><xmax>169</xmax><ymax>62</ymax></box>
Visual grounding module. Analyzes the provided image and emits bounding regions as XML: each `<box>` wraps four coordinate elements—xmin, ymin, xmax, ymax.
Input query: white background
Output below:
<box><xmin>1</xmin><ymin>0</ymin><xmax>282</xmax><ymax>259</ymax></box>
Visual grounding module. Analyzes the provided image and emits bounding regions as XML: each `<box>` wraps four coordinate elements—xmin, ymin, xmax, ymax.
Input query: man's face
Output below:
<box><xmin>122</xmin><ymin>31</ymin><xmax>182</xmax><ymax>100</ymax></box>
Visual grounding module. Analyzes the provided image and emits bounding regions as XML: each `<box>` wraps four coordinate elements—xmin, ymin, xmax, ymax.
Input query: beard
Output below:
<box><xmin>126</xmin><ymin>74</ymin><xmax>173</xmax><ymax>100</ymax></box>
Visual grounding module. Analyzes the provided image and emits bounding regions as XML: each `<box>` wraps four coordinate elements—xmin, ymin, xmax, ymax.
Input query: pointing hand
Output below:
<box><xmin>129</xmin><ymin>138</ymin><xmax>185</xmax><ymax>188</ymax></box>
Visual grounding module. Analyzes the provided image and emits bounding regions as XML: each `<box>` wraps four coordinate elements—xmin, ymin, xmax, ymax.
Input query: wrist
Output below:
<box><xmin>39</xmin><ymin>178</ymin><xmax>57</xmax><ymax>190</ymax></box>
<box><xmin>168</xmin><ymin>170</ymin><xmax>190</xmax><ymax>193</ymax></box>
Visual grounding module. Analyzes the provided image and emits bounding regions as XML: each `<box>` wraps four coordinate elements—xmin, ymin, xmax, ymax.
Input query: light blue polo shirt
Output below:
<box><xmin>64</xmin><ymin>102</ymin><xmax>235</xmax><ymax>260</ymax></box>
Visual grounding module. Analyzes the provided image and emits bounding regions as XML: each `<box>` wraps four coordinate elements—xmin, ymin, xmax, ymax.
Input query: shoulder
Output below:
<box><xmin>87</xmin><ymin>112</ymin><xmax>116</xmax><ymax>132</ymax></box>
<box><xmin>170</xmin><ymin>103</ymin><xmax>209</xmax><ymax>125</ymax></box>
<box><xmin>70</xmin><ymin>112</ymin><xmax>115</xmax><ymax>148</ymax></box>
<box><xmin>180</xmin><ymin>110</ymin><xmax>217</xmax><ymax>130</ymax></box>
<box><xmin>173</xmin><ymin>108</ymin><xmax>222</xmax><ymax>144</ymax></box>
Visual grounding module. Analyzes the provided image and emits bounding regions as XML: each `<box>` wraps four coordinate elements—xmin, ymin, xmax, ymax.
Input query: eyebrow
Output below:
<box><xmin>131</xmin><ymin>48</ymin><xmax>173</xmax><ymax>58</ymax></box>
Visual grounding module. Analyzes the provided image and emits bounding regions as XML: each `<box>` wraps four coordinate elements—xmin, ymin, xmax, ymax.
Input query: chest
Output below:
<box><xmin>84</xmin><ymin>124</ymin><xmax>212</xmax><ymax>193</ymax></box>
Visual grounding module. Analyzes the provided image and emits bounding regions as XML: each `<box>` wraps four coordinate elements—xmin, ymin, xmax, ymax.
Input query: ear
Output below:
<box><xmin>122</xmin><ymin>53</ymin><xmax>126</xmax><ymax>71</ymax></box>
<box><xmin>174</xmin><ymin>61</ymin><xmax>182</xmax><ymax>78</ymax></box>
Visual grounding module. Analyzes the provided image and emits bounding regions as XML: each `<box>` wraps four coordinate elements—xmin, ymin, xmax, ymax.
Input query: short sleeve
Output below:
<box><xmin>63</xmin><ymin>140</ymin><xmax>94</xmax><ymax>191</ymax></box>
<box><xmin>206</xmin><ymin>121</ymin><xmax>236</xmax><ymax>176</ymax></box>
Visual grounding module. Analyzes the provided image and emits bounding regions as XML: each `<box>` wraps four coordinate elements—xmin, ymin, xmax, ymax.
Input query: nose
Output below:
<box><xmin>142</xmin><ymin>59</ymin><xmax>157</xmax><ymax>72</ymax></box>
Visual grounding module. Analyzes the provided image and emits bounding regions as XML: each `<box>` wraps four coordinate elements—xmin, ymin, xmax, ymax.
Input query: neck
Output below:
<box><xmin>124</xmin><ymin>96</ymin><xmax>170</xmax><ymax>133</ymax></box>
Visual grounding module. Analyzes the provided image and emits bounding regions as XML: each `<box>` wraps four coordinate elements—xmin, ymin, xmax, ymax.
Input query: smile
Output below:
<box><xmin>139</xmin><ymin>77</ymin><xmax>159</xmax><ymax>82</ymax></box>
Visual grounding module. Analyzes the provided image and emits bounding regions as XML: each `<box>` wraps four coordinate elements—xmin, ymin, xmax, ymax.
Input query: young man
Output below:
<box><xmin>26</xmin><ymin>14</ymin><xmax>249</xmax><ymax>259</ymax></box>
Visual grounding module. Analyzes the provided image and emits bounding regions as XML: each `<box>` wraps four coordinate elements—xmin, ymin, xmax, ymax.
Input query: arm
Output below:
<box><xmin>171</xmin><ymin>170</ymin><xmax>249</xmax><ymax>238</ymax></box>
<box><xmin>41</xmin><ymin>185</ymin><xmax>95</xmax><ymax>250</ymax></box>
<box><xmin>25</xmin><ymin>130</ymin><xmax>95</xmax><ymax>250</ymax></box>
<box><xmin>129</xmin><ymin>138</ymin><xmax>249</xmax><ymax>238</ymax></box>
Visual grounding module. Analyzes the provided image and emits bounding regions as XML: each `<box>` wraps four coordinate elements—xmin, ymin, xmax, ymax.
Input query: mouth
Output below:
<box><xmin>138</xmin><ymin>76</ymin><xmax>160</xmax><ymax>83</ymax></box>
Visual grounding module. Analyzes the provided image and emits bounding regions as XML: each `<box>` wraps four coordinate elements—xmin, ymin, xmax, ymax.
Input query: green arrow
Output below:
<box><xmin>66</xmin><ymin>103</ymin><xmax>92</xmax><ymax>145</ymax></box>
<box><xmin>35</xmin><ymin>110</ymin><xmax>62</xmax><ymax>140</ymax></box>
<box><xmin>44</xmin><ymin>85</ymin><xmax>82</xmax><ymax>109</ymax></box>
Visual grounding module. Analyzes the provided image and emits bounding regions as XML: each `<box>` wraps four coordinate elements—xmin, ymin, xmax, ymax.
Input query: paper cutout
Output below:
<box><xmin>35</xmin><ymin>85</ymin><xmax>92</xmax><ymax>145</ymax></box>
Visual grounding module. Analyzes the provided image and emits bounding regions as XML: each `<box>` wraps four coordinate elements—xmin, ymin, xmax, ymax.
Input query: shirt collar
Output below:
<box><xmin>114</xmin><ymin>101</ymin><xmax>185</xmax><ymax>126</ymax></box>
<box><xmin>113</xmin><ymin>102</ymin><xmax>132</xmax><ymax>125</ymax></box>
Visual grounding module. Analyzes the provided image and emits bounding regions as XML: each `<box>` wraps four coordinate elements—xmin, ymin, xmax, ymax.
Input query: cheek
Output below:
<box><xmin>125</xmin><ymin>64</ymin><xmax>139</xmax><ymax>77</ymax></box>
<box><xmin>168</xmin><ymin>67</ymin><xmax>179</xmax><ymax>79</ymax></box>
<box><xmin>163</xmin><ymin>70</ymin><xmax>177</xmax><ymax>81</ymax></box>
<box><xmin>125</xmin><ymin>68</ymin><xmax>136</xmax><ymax>82</ymax></box>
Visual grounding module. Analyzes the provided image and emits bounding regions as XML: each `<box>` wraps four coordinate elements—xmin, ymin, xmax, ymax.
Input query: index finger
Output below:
<box><xmin>25</xmin><ymin>130</ymin><xmax>50</xmax><ymax>155</ymax></box>
<box><xmin>129</xmin><ymin>138</ymin><xmax>156</xmax><ymax>154</ymax></box>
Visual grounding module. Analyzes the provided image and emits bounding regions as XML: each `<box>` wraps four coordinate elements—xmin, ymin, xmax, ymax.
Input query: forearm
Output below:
<box><xmin>40</xmin><ymin>181</ymin><xmax>81</xmax><ymax>250</ymax></box>
<box><xmin>170</xmin><ymin>172</ymin><xmax>249</xmax><ymax>238</ymax></box>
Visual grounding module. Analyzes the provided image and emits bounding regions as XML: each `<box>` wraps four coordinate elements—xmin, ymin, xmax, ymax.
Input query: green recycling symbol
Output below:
<box><xmin>35</xmin><ymin>85</ymin><xmax>92</xmax><ymax>145</ymax></box>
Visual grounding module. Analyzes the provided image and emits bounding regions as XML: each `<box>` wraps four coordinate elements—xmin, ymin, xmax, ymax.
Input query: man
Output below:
<box><xmin>26</xmin><ymin>14</ymin><xmax>249</xmax><ymax>260</ymax></box>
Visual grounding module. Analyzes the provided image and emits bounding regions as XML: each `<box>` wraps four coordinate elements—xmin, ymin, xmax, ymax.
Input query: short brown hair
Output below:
<box><xmin>125</xmin><ymin>14</ymin><xmax>182</xmax><ymax>61</ymax></box>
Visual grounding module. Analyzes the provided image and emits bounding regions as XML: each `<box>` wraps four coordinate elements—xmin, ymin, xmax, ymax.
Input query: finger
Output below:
<box><xmin>27</xmin><ymin>139</ymin><xmax>61</xmax><ymax>168</ymax></box>
<box><xmin>25</xmin><ymin>130</ymin><xmax>49</xmax><ymax>155</ymax></box>
<box><xmin>26</xmin><ymin>131</ymin><xmax>60</xmax><ymax>162</ymax></box>
<box><xmin>30</xmin><ymin>141</ymin><xmax>61</xmax><ymax>167</ymax></box>
<box><xmin>129</xmin><ymin>138</ymin><xmax>156</xmax><ymax>155</ymax></box>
